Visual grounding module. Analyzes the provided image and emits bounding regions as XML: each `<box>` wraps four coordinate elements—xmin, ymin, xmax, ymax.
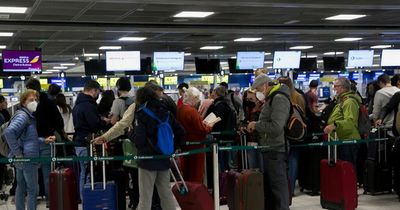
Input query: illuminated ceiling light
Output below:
<box><xmin>371</xmin><ymin>45</ymin><xmax>392</xmax><ymax>49</ymax></box>
<box><xmin>0</xmin><ymin>6</ymin><xmax>28</xmax><ymax>14</ymax></box>
<box><xmin>174</xmin><ymin>11</ymin><xmax>214</xmax><ymax>18</ymax></box>
<box><xmin>324</xmin><ymin>52</ymin><xmax>344</xmax><ymax>55</ymax></box>
<box><xmin>60</xmin><ymin>63</ymin><xmax>76</xmax><ymax>66</ymax></box>
<box><xmin>99</xmin><ymin>46</ymin><xmax>122</xmax><ymax>50</ymax></box>
<box><xmin>234</xmin><ymin>37</ymin><xmax>262</xmax><ymax>42</ymax></box>
<box><xmin>289</xmin><ymin>46</ymin><xmax>313</xmax><ymax>50</ymax></box>
<box><xmin>334</xmin><ymin>37</ymin><xmax>363</xmax><ymax>42</ymax></box>
<box><xmin>0</xmin><ymin>32</ymin><xmax>13</xmax><ymax>37</ymax></box>
<box><xmin>118</xmin><ymin>37</ymin><xmax>147</xmax><ymax>41</ymax></box>
<box><xmin>53</xmin><ymin>66</ymin><xmax>68</xmax><ymax>70</ymax></box>
<box><xmin>325</xmin><ymin>14</ymin><xmax>366</xmax><ymax>20</ymax></box>
<box><xmin>200</xmin><ymin>46</ymin><xmax>224</xmax><ymax>50</ymax></box>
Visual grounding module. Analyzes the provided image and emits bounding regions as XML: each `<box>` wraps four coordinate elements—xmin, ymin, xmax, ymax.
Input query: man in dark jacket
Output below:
<box><xmin>25</xmin><ymin>78</ymin><xmax>64</xmax><ymax>205</ymax></box>
<box><xmin>72</xmin><ymin>80</ymin><xmax>110</xmax><ymax>200</ymax></box>
<box><xmin>134</xmin><ymin>86</ymin><xmax>185</xmax><ymax>210</ymax></box>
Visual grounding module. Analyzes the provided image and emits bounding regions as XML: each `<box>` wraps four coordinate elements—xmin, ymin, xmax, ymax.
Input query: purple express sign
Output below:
<box><xmin>2</xmin><ymin>50</ymin><xmax>42</xmax><ymax>72</ymax></box>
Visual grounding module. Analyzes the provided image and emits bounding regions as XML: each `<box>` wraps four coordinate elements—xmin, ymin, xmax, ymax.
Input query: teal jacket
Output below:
<box><xmin>327</xmin><ymin>91</ymin><xmax>362</xmax><ymax>140</ymax></box>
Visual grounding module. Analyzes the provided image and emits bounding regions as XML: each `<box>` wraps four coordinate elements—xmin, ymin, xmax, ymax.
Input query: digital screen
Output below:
<box><xmin>228</xmin><ymin>59</ymin><xmax>253</xmax><ymax>74</ymax></box>
<box><xmin>309</xmin><ymin>73</ymin><xmax>321</xmax><ymax>81</ymax></box>
<box><xmin>347</xmin><ymin>50</ymin><xmax>374</xmax><ymax>67</ymax></box>
<box><xmin>153</xmin><ymin>52</ymin><xmax>184</xmax><ymax>71</ymax></box>
<box><xmin>106</xmin><ymin>51</ymin><xmax>140</xmax><ymax>71</ymax></box>
<box><xmin>273</xmin><ymin>51</ymin><xmax>301</xmax><ymax>69</ymax></box>
<box><xmin>236</xmin><ymin>51</ymin><xmax>264</xmax><ymax>69</ymax></box>
<box><xmin>2</xmin><ymin>50</ymin><xmax>42</xmax><ymax>72</ymax></box>
<box><xmin>296</xmin><ymin>74</ymin><xmax>307</xmax><ymax>82</ymax></box>
<box><xmin>323</xmin><ymin>57</ymin><xmax>345</xmax><ymax>71</ymax></box>
<box><xmin>299</xmin><ymin>58</ymin><xmax>317</xmax><ymax>71</ymax></box>
<box><xmin>195</xmin><ymin>58</ymin><xmax>220</xmax><ymax>74</ymax></box>
<box><xmin>381</xmin><ymin>49</ymin><xmax>400</xmax><ymax>67</ymax></box>
<box><xmin>50</xmin><ymin>79</ymin><xmax>66</xmax><ymax>87</ymax></box>
<box><xmin>84</xmin><ymin>60</ymin><xmax>114</xmax><ymax>76</ymax></box>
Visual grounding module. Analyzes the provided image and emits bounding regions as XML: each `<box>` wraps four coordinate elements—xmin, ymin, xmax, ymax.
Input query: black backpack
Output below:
<box><xmin>214</xmin><ymin>100</ymin><xmax>238</xmax><ymax>131</ymax></box>
<box><xmin>320</xmin><ymin>98</ymin><xmax>337</xmax><ymax>129</ymax></box>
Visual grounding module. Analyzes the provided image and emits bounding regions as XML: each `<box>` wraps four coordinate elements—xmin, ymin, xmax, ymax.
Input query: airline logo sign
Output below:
<box><xmin>3</xmin><ymin>50</ymin><xmax>42</xmax><ymax>72</ymax></box>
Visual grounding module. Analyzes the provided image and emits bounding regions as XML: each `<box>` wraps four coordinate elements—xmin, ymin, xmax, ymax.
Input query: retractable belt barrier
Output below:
<box><xmin>0</xmin><ymin>137</ymin><xmax>390</xmax><ymax>163</ymax></box>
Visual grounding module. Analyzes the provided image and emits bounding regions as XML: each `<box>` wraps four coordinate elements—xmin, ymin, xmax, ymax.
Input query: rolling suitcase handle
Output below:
<box><xmin>377</xmin><ymin>126</ymin><xmax>388</xmax><ymax>164</ymax></box>
<box><xmin>170</xmin><ymin>157</ymin><xmax>189</xmax><ymax>194</ymax></box>
<box><xmin>240</xmin><ymin>133</ymin><xmax>248</xmax><ymax>170</ymax></box>
<box><xmin>327</xmin><ymin>132</ymin><xmax>338</xmax><ymax>164</ymax></box>
<box><xmin>89</xmin><ymin>142</ymin><xmax>107</xmax><ymax>191</ymax></box>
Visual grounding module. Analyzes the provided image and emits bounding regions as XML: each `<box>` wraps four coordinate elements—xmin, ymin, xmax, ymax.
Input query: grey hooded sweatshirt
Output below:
<box><xmin>255</xmin><ymin>84</ymin><xmax>291</xmax><ymax>153</ymax></box>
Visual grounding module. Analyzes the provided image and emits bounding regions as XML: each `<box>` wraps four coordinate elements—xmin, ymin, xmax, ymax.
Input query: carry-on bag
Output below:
<box><xmin>320</xmin><ymin>132</ymin><xmax>358</xmax><ymax>210</ymax></box>
<box><xmin>171</xmin><ymin>157</ymin><xmax>214</xmax><ymax>210</ymax></box>
<box><xmin>82</xmin><ymin>143</ymin><xmax>117</xmax><ymax>210</ymax></box>
<box><xmin>49</xmin><ymin>142</ymin><xmax>78</xmax><ymax>210</ymax></box>
<box><xmin>227</xmin><ymin>133</ymin><xmax>264</xmax><ymax>210</ymax></box>
<box><xmin>363</xmin><ymin>127</ymin><xmax>392</xmax><ymax>195</ymax></box>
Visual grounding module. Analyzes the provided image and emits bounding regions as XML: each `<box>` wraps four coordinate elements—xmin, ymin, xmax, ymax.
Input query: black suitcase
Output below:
<box><xmin>298</xmin><ymin>146</ymin><xmax>325</xmax><ymax>195</ymax></box>
<box><xmin>363</xmin><ymin>128</ymin><xmax>392</xmax><ymax>195</ymax></box>
<box><xmin>393</xmin><ymin>139</ymin><xmax>400</xmax><ymax>197</ymax></box>
<box><xmin>108</xmin><ymin>168</ymin><xmax>126</xmax><ymax>210</ymax></box>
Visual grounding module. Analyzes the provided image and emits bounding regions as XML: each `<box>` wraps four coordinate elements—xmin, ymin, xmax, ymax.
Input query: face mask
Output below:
<box><xmin>26</xmin><ymin>101</ymin><xmax>38</xmax><ymax>113</ymax></box>
<box><xmin>244</xmin><ymin>100</ymin><xmax>256</xmax><ymax>109</ymax></box>
<box><xmin>256</xmin><ymin>92</ymin><xmax>265</xmax><ymax>101</ymax></box>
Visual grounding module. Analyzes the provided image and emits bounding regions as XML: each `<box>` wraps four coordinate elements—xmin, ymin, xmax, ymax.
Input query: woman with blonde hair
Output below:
<box><xmin>4</xmin><ymin>90</ymin><xmax>55</xmax><ymax>210</ymax></box>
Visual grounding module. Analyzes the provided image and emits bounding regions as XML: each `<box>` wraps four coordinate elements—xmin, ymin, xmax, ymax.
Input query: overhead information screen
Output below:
<box><xmin>106</xmin><ymin>51</ymin><xmax>141</xmax><ymax>71</ymax></box>
<box><xmin>273</xmin><ymin>51</ymin><xmax>301</xmax><ymax>69</ymax></box>
<box><xmin>299</xmin><ymin>58</ymin><xmax>317</xmax><ymax>71</ymax></box>
<box><xmin>347</xmin><ymin>50</ymin><xmax>374</xmax><ymax>67</ymax></box>
<box><xmin>381</xmin><ymin>49</ymin><xmax>400</xmax><ymax>67</ymax></box>
<box><xmin>153</xmin><ymin>52</ymin><xmax>184</xmax><ymax>71</ymax></box>
<box><xmin>323</xmin><ymin>57</ymin><xmax>345</xmax><ymax>71</ymax></box>
<box><xmin>2</xmin><ymin>50</ymin><xmax>42</xmax><ymax>72</ymax></box>
<box><xmin>236</xmin><ymin>51</ymin><xmax>264</xmax><ymax>69</ymax></box>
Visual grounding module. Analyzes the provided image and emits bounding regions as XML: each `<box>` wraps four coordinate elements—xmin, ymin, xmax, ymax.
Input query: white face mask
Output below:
<box><xmin>256</xmin><ymin>91</ymin><xmax>266</xmax><ymax>101</ymax></box>
<box><xmin>26</xmin><ymin>101</ymin><xmax>38</xmax><ymax>113</ymax></box>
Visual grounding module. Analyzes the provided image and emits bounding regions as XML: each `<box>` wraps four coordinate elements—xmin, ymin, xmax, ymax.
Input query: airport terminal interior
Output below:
<box><xmin>0</xmin><ymin>0</ymin><xmax>400</xmax><ymax>210</ymax></box>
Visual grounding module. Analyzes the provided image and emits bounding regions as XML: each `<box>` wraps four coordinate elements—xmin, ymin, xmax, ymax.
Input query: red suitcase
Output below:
<box><xmin>171</xmin><ymin>158</ymin><xmax>214</xmax><ymax>210</ymax></box>
<box><xmin>49</xmin><ymin>167</ymin><xmax>78</xmax><ymax>210</ymax></box>
<box><xmin>320</xmin><ymin>133</ymin><xmax>358</xmax><ymax>210</ymax></box>
<box><xmin>49</xmin><ymin>142</ymin><xmax>78</xmax><ymax>210</ymax></box>
<box><xmin>227</xmin><ymin>133</ymin><xmax>264</xmax><ymax>210</ymax></box>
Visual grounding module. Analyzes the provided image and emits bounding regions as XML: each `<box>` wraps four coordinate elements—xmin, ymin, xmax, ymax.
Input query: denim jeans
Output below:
<box><xmin>288</xmin><ymin>148</ymin><xmax>300</xmax><ymax>195</ymax></box>
<box><xmin>40</xmin><ymin>163</ymin><xmax>51</xmax><ymax>200</ymax></box>
<box><xmin>75</xmin><ymin>146</ymin><xmax>89</xmax><ymax>200</ymax></box>
<box><xmin>40</xmin><ymin>145</ymin><xmax>51</xmax><ymax>201</ymax></box>
<box><xmin>16</xmin><ymin>164</ymin><xmax>38</xmax><ymax>210</ymax></box>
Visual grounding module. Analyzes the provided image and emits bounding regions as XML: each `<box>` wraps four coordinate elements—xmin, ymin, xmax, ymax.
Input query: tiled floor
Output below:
<box><xmin>1</xmin><ymin>188</ymin><xmax>399</xmax><ymax>210</ymax></box>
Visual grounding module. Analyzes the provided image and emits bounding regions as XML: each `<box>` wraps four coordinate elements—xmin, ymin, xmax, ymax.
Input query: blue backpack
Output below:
<box><xmin>142</xmin><ymin>107</ymin><xmax>174</xmax><ymax>155</ymax></box>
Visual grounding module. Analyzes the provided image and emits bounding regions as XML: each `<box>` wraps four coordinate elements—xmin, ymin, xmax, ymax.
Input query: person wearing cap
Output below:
<box><xmin>247</xmin><ymin>74</ymin><xmax>291</xmax><ymax>210</ymax></box>
<box><xmin>306</xmin><ymin>80</ymin><xmax>319</xmax><ymax>114</ymax></box>
<box><xmin>72</xmin><ymin>80</ymin><xmax>110</xmax><ymax>201</ymax></box>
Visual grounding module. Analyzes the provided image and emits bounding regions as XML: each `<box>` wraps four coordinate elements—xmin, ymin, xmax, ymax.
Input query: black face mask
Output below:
<box><xmin>244</xmin><ymin>100</ymin><xmax>256</xmax><ymax>109</ymax></box>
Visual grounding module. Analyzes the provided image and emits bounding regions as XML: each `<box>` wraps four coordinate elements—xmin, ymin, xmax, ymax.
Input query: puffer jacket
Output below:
<box><xmin>4</xmin><ymin>107</ymin><xmax>40</xmax><ymax>158</ymax></box>
<box><xmin>255</xmin><ymin>84</ymin><xmax>291</xmax><ymax>153</ymax></box>
<box><xmin>327</xmin><ymin>91</ymin><xmax>361</xmax><ymax>140</ymax></box>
